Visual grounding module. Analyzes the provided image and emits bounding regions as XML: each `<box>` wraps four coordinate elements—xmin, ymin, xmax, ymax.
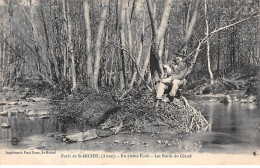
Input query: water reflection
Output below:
<box><xmin>190</xmin><ymin>102</ymin><xmax>260</xmax><ymax>153</ymax></box>
<box><xmin>0</xmin><ymin>115</ymin><xmax>81</xmax><ymax>142</ymax></box>
<box><xmin>208</xmin><ymin>103</ymin><xmax>214</xmax><ymax>132</ymax></box>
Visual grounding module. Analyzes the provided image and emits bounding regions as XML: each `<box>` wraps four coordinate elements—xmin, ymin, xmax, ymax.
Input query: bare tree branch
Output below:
<box><xmin>183</xmin><ymin>12</ymin><xmax>260</xmax><ymax>77</ymax></box>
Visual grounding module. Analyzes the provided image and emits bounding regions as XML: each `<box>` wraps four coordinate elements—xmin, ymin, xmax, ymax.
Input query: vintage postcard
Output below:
<box><xmin>0</xmin><ymin>0</ymin><xmax>260</xmax><ymax>165</ymax></box>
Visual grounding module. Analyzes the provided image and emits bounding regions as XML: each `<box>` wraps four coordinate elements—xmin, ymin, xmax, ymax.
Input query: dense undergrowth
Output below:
<box><xmin>186</xmin><ymin>65</ymin><xmax>260</xmax><ymax>97</ymax></box>
<box><xmin>52</xmin><ymin>85</ymin><xmax>208</xmax><ymax>134</ymax></box>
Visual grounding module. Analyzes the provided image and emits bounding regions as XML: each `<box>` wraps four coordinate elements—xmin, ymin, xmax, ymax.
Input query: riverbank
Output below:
<box><xmin>1</xmin><ymin>83</ymin><xmax>259</xmax><ymax>154</ymax></box>
<box><xmin>1</xmin><ymin>99</ymin><xmax>259</xmax><ymax>154</ymax></box>
<box><xmin>0</xmin><ymin>86</ymin><xmax>205</xmax><ymax>152</ymax></box>
<box><xmin>185</xmin><ymin>68</ymin><xmax>260</xmax><ymax>104</ymax></box>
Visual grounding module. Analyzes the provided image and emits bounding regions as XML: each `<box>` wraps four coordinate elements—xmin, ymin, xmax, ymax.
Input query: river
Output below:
<box><xmin>189</xmin><ymin>102</ymin><xmax>260</xmax><ymax>153</ymax></box>
<box><xmin>0</xmin><ymin>94</ymin><xmax>259</xmax><ymax>154</ymax></box>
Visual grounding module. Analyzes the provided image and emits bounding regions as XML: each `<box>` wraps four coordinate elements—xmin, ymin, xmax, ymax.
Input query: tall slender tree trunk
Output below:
<box><xmin>50</xmin><ymin>2</ymin><xmax>61</xmax><ymax>81</ymax></box>
<box><xmin>257</xmin><ymin>0</ymin><xmax>260</xmax><ymax>65</ymax></box>
<box><xmin>129</xmin><ymin>9</ymin><xmax>145</xmax><ymax>88</ymax></box>
<box><xmin>158</xmin><ymin>37</ymin><xmax>164</xmax><ymax>61</ymax></box>
<box><xmin>42</xmin><ymin>6</ymin><xmax>60</xmax><ymax>82</ymax></box>
<box><xmin>0</xmin><ymin>32</ymin><xmax>2</xmax><ymax>84</ymax></box>
<box><xmin>232</xmin><ymin>26</ymin><xmax>237</xmax><ymax>71</ymax></box>
<box><xmin>120</xmin><ymin>22</ymin><xmax>127</xmax><ymax>89</ymax></box>
<box><xmin>185</xmin><ymin>3</ymin><xmax>191</xmax><ymax>34</ymax></box>
<box><xmin>137</xmin><ymin>45</ymin><xmax>151</xmax><ymax>86</ymax></box>
<box><xmin>28</xmin><ymin>0</ymin><xmax>46</xmax><ymax>75</ymax></box>
<box><xmin>146</xmin><ymin>0</ymin><xmax>173</xmax><ymax>82</ymax></box>
<box><xmin>62</xmin><ymin>0</ymin><xmax>68</xmax><ymax>80</ymax></box>
<box><xmin>115</xmin><ymin>0</ymin><xmax>124</xmax><ymax>90</ymax></box>
<box><xmin>204</xmin><ymin>0</ymin><xmax>213</xmax><ymax>84</ymax></box>
<box><xmin>118</xmin><ymin>0</ymin><xmax>127</xmax><ymax>90</ymax></box>
<box><xmin>126</xmin><ymin>1</ymin><xmax>133</xmax><ymax>81</ymax></box>
<box><xmin>164</xmin><ymin>31</ymin><xmax>169</xmax><ymax>63</ymax></box>
<box><xmin>217</xmin><ymin>11</ymin><xmax>220</xmax><ymax>74</ymax></box>
<box><xmin>93</xmin><ymin>0</ymin><xmax>110</xmax><ymax>89</ymax></box>
<box><xmin>181</xmin><ymin>0</ymin><xmax>199</xmax><ymax>54</ymax></box>
<box><xmin>108</xmin><ymin>37</ymin><xmax>116</xmax><ymax>86</ymax></box>
<box><xmin>6</xmin><ymin>2</ymin><xmax>12</xmax><ymax>85</ymax></box>
<box><xmin>230</xmin><ymin>27</ymin><xmax>236</xmax><ymax>73</ymax></box>
<box><xmin>30</xmin><ymin>0</ymin><xmax>38</xmax><ymax>72</ymax></box>
<box><xmin>102</xmin><ymin>29</ymin><xmax>109</xmax><ymax>86</ymax></box>
<box><xmin>146</xmin><ymin>0</ymin><xmax>159</xmax><ymax>82</ymax></box>
<box><xmin>67</xmin><ymin>1</ymin><xmax>77</xmax><ymax>90</ymax></box>
<box><xmin>2</xmin><ymin>29</ymin><xmax>6</xmax><ymax>85</ymax></box>
<box><xmin>83</xmin><ymin>0</ymin><xmax>94</xmax><ymax>88</ymax></box>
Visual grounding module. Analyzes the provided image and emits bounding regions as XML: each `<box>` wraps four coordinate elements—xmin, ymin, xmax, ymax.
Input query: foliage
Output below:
<box><xmin>53</xmin><ymin>85</ymin><xmax>118</xmax><ymax>127</ymax></box>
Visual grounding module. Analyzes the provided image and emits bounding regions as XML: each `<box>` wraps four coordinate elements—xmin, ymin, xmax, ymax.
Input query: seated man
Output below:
<box><xmin>155</xmin><ymin>57</ymin><xmax>188</xmax><ymax>107</ymax></box>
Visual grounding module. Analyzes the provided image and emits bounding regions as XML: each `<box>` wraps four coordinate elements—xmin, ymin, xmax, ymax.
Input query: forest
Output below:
<box><xmin>0</xmin><ymin>0</ymin><xmax>260</xmax><ymax>141</ymax></box>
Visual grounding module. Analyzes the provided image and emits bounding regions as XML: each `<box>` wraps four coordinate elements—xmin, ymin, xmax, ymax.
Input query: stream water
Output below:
<box><xmin>0</xmin><ymin>94</ymin><xmax>259</xmax><ymax>153</ymax></box>
<box><xmin>189</xmin><ymin>102</ymin><xmax>260</xmax><ymax>153</ymax></box>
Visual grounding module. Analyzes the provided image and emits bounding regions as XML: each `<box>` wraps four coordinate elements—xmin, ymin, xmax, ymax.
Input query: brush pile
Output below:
<box><xmin>100</xmin><ymin>90</ymin><xmax>208</xmax><ymax>134</ymax></box>
<box><xmin>55</xmin><ymin>85</ymin><xmax>208</xmax><ymax>134</ymax></box>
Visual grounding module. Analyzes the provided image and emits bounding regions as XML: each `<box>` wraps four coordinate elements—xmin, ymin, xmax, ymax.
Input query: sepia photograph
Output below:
<box><xmin>0</xmin><ymin>0</ymin><xmax>259</xmax><ymax>165</ymax></box>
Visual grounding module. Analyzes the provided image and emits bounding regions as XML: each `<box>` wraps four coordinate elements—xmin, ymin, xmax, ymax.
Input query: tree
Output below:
<box><xmin>146</xmin><ymin>0</ymin><xmax>173</xmax><ymax>83</ymax></box>
<box><xmin>0</xmin><ymin>0</ymin><xmax>259</xmax><ymax>94</ymax></box>
<box><xmin>66</xmin><ymin>0</ymin><xmax>77</xmax><ymax>90</ymax></box>
<box><xmin>83</xmin><ymin>0</ymin><xmax>93</xmax><ymax>88</ymax></box>
<box><xmin>204</xmin><ymin>0</ymin><xmax>214</xmax><ymax>84</ymax></box>
<box><xmin>93</xmin><ymin>0</ymin><xmax>110</xmax><ymax>90</ymax></box>
<box><xmin>180</xmin><ymin>0</ymin><xmax>200</xmax><ymax>54</ymax></box>
<box><xmin>129</xmin><ymin>9</ymin><xmax>145</xmax><ymax>88</ymax></box>
<box><xmin>0</xmin><ymin>30</ymin><xmax>2</xmax><ymax>84</ymax></box>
